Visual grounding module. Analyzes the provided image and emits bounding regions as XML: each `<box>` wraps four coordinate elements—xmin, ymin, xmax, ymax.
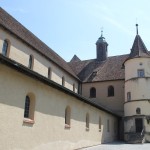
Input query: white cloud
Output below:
<box><xmin>102</xmin><ymin>15</ymin><xmax>133</xmax><ymax>36</ymax></box>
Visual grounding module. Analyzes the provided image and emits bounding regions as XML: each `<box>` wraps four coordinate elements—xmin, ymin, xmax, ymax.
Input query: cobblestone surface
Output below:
<box><xmin>82</xmin><ymin>142</ymin><xmax>150</xmax><ymax>150</ymax></box>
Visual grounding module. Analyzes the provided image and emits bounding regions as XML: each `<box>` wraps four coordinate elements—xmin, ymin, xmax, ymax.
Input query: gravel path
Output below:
<box><xmin>82</xmin><ymin>142</ymin><xmax>150</xmax><ymax>150</ymax></box>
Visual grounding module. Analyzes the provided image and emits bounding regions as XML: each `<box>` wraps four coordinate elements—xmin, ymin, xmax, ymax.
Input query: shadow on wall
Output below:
<box><xmin>0</xmin><ymin>64</ymin><xmax>118</xmax><ymax>145</ymax></box>
<box><xmin>0</xmin><ymin>63</ymin><xmax>109</xmax><ymax>126</ymax></box>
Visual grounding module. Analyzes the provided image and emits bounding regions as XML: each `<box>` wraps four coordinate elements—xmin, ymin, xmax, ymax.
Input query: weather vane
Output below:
<box><xmin>136</xmin><ymin>18</ymin><xmax>138</xmax><ymax>35</ymax></box>
<box><xmin>101</xmin><ymin>27</ymin><xmax>103</xmax><ymax>37</ymax></box>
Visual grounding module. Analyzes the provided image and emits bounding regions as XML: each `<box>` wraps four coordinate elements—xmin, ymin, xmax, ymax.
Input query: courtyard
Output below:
<box><xmin>81</xmin><ymin>141</ymin><xmax>150</xmax><ymax>150</ymax></box>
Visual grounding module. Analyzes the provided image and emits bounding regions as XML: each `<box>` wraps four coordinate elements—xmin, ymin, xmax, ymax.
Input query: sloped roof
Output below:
<box><xmin>128</xmin><ymin>34</ymin><xmax>150</xmax><ymax>59</ymax></box>
<box><xmin>68</xmin><ymin>54</ymin><xmax>128</xmax><ymax>82</ymax></box>
<box><xmin>0</xmin><ymin>7</ymin><xmax>78</xmax><ymax>79</ymax></box>
<box><xmin>70</xmin><ymin>55</ymin><xmax>81</xmax><ymax>62</ymax></box>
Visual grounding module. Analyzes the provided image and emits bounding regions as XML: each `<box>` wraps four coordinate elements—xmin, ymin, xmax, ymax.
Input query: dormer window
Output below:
<box><xmin>92</xmin><ymin>71</ymin><xmax>97</xmax><ymax>76</ymax></box>
<box><xmin>137</xmin><ymin>69</ymin><xmax>144</xmax><ymax>77</ymax></box>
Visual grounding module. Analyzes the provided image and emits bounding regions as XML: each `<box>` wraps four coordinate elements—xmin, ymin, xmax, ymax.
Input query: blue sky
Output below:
<box><xmin>1</xmin><ymin>0</ymin><xmax>150</xmax><ymax>61</ymax></box>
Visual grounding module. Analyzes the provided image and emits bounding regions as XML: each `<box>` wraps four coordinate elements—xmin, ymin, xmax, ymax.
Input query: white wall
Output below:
<box><xmin>0</xmin><ymin>64</ymin><xmax>118</xmax><ymax>150</ymax></box>
<box><xmin>0</xmin><ymin>28</ymin><xmax>78</xmax><ymax>93</ymax></box>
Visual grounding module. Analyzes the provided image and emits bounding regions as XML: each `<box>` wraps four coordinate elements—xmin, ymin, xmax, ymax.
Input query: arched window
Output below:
<box><xmin>28</xmin><ymin>55</ymin><xmax>34</xmax><ymax>69</ymax></box>
<box><xmin>127</xmin><ymin>92</ymin><xmax>131</xmax><ymax>101</ymax></box>
<box><xmin>65</xmin><ymin>106</ymin><xmax>71</xmax><ymax>128</ymax></box>
<box><xmin>62</xmin><ymin>76</ymin><xmax>65</xmax><ymax>86</ymax></box>
<box><xmin>2</xmin><ymin>39</ymin><xmax>10</xmax><ymax>56</ymax></box>
<box><xmin>107</xmin><ymin>119</ymin><xmax>110</xmax><ymax>132</ymax></box>
<box><xmin>136</xmin><ymin>107</ymin><xmax>141</xmax><ymax>114</ymax></box>
<box><xmin>73</xmin><ymin>83</ymin><xmax>75</xmax><ymax>92</ymax></box>
<box><xmin>114</xmin><ymin>121</ymin><xmax>117</xmax><ymax>134</ymax></box>
<box><xmin>90</xmin><ymin>87</ymin><xmax>96</xmax><ymax>98</ymax></box>
<box><xmin>24</xmin><ymin>96</ymin><xmax>30</xmax><ymax>118</ymax></box>
<box><xmin>86</xmin><ymin>113</ymin><xmax>89</xmax><ymax>131</ymax></box>
<box><xmin>48</xmin><ymin>67</ymin><xmax>52</xmax><ymax>79</ymax></box>
<box><xmin>99</xmin><ymin>116</ymin><xmax>101</xmax><ymax>131</ymax></box>
<box><xmin>23</xmin><ymin>94</ymin><xmax>35</xmax><ymax>123</ymax></box>
<box><xmin>108</xmin><ymin>85</ymin><xmax>114</xmax><ymax>97</ymax></box>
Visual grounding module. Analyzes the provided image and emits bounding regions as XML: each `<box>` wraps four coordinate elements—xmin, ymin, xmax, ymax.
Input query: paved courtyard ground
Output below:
<box><xmin>81</xmin><ymin>141</ymin><xmax>150</xmax><ymax>150</ymax></box>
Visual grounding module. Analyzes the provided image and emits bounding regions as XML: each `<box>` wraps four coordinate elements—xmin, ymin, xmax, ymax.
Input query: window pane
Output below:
<box><xmin>29</xmin><ymin>55</ymin><xmax>34</xmax><ymax>69</ymax></box>
<box><xmin>127</xmin><ymin>92</ymin><xmax>131</xmax><ymax>101</ymax></box>
<box><xmin>138</xmin><ymin>69</ymin><xmax>144</xmax><ymax>77</ymax></box>
<box><xmin>48</xmin><ymin>67</ymin><xmax>52</xmax><ymax>79</ymax></box>
<box><xmin>99</xmin><ymin>117</ymin><xmax>101</xmax><ymax>130</ymax></box>
<box><xmin>90</xmin><ymin>87</ymin><xmax>96</xmax><ymax>98</ymax></box>
<box><xmin>107</xmin><ymin>119</ymin><xmax>109</xmax><ymax>132</ymax></box>
<box><xmin>65</xmin><ymin>106</ymin><xmax>71</xmax><ymax>125</ymax></box>
<box><xmin>108</xmin><ymin>86</ymin><xmax>114</xmax><ymax>97</ymax></box>
<box><xmin>2</xmin><ymin>40</ymin><xmax>8</xmax><ymax>56</ymax></box>
<box><xmin>24</xmin><ymin>96</ymin><xmax>30</xmax><ymax>118</ymax></box>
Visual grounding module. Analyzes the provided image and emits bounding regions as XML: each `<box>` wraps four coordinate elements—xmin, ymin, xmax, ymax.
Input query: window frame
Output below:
<box><xmin>137</xmin><ymin>69</ymin><xmax>145</xmax><ymax>77</ymax></box>
<box><xmin>107</xmin><ymin>119</ymin><xmax>110</xmax><ymax>132</ymax></box>
<box><xmin>108</xmin><ymin>85</ymin><xmax>114</xmax><ymax>97</ymax></box>
<box><xmin>136</xmin><ymin>107</ymin><xmax>141</xmax><ymax>114</ymax></box>
<box><xmin>127</xmin><ymin>92</ymin><xmax>131</xmax><ymax>101</ymax></box>
<box><xmin>24</xmin><ymin>96</ymin><xmax>30</xmax><ymax>118</ymax></box>
<box><xmin>48</xmin><ymin>67</ymin><xmax>52</xmax><ymax>79</ymax></box>
<box><xmin>86</xmin><ymin>113</ymin><xmax>90</xmax><ymax>131</ymax></box>
<box><xmin>2</xmin><ymin>39</ymin><xmax>10</xmax><ymax>57</ymax></box>
<box><xmin>62</xmin><ymin>76</ymin><xmax>65</xmax><ymax>87</ymax></box>
<box><xmin>23</xmin><ymin>94</ymin><xmax>35</xmax><ymax>124</ymax></box>
<box><xmin>90</xmin><ymin>87</ymin><xmax>96</xmax><ymax>98</ymax></box>
<box><xmin>73</xmin><ymin>83</ymin><xmax>75</xmax><ymax>92</ymax></box>
<box><xmin>65</xmin><ymin>106</ymin><xmax>71</xmax><ymax>129</ymax></box>
<box><xmin>28</xmin><ymin>55</ymin><xmax>34</xmax><ymax>69</ymax></box>
<box><xmin>99</xmin><ymin>116</ymin><xmax>101</xmax><ymax>131</ymax></box>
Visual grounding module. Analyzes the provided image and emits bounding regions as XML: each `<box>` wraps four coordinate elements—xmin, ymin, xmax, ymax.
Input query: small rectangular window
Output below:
<box><xmin>137</xmin><ymin>69</ymin><xmax>145</xmax><ymax>77</ymax></box>
<box><xmin>127</xmin><ymin>92</ymin><xmax>131</xmax><ymax>101</ymax></box>
<box><xmin>107</xmin><ymin>119</ymin><xmax>109</xmax><ymax>132</ymax></box>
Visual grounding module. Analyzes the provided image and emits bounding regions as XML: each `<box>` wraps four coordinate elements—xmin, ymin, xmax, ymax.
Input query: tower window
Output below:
<box><xmin>136</xmin><ymin>108</ymin><xmax>141</xmax><ymax>114</ymax></box>
<box><xmin>90</xmin><ymin>87</ymin><xmax>96</xmax><ymax>98</ymax></box>
<box><xmin>137</xmin><ymin>69</ymin><xmax>145</xmax><ymax>77</ymax></box>
<box><xmin>108</xmin><ymin>86</ymin><xmax>114</xmax><ymax>97</ymax></box>
<box><xmin>127</xmin><ymin>92</ymin><xmax>131</xmax><ymax>101</ymax></box>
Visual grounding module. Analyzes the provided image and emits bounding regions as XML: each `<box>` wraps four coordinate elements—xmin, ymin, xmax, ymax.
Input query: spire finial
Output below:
<box><xmin>136</xmin><ymin>23</ymin><xmax>138</xmax><ymax>35</ymax></box>
<box><xmin>101</xmin><ymin>27</ymin><xmax>103</xmax><ymax>37</ymax></box>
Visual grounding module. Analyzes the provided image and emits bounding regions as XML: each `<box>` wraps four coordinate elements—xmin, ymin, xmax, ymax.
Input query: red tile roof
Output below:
<box><xmin>68</xmin><ymin>54</ymin><xmax>128</xmax><ymax>82</ymax></box>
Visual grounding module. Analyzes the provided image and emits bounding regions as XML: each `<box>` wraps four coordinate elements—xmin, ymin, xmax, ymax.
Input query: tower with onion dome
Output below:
<box><xmin>96</xmin><ymin>30</ymin><xmax>108</xmax><ymax>61</ymax></box>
